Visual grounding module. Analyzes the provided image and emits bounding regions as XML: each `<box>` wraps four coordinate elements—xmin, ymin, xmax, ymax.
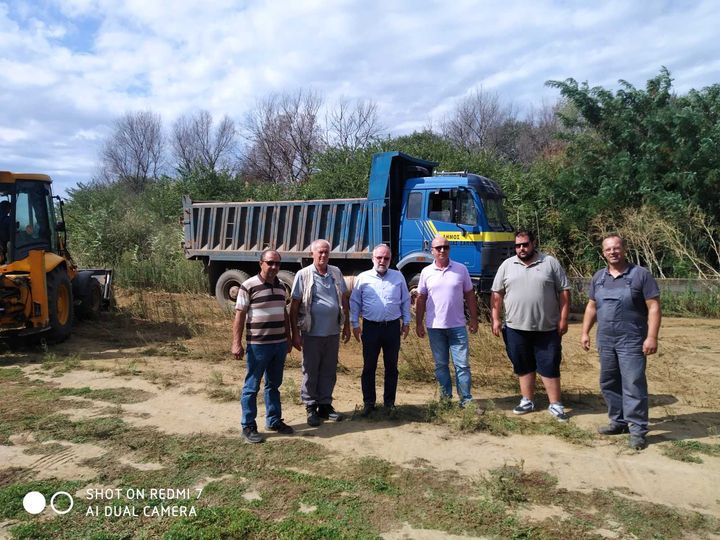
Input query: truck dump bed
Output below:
<box><xmin>182</xmin><ymin>196</ymin><xmax>380</xmax><ymax>263</ymax></box>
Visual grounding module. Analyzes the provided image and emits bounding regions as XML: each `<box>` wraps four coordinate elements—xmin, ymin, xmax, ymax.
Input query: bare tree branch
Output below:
<box><xmin>324</xmin><ymin>98</ymin><xmax>384</xmax><ymax>152</ymax></box>
<box><xmin>241</xmin><ymin>90</ymin><xmax>323</xmax><ymax>184</ymax></box>
<box><xmin>100</xmin><ymin>111</ymin><xmax>164</xmax><ymax>192</ymax></box>
<box><xmin>171</xmin><ymin>110</ymin><xmax>237</xmax><ymax>173</ymax></box>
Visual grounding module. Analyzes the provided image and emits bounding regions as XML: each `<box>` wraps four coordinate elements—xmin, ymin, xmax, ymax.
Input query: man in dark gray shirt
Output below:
<box><xmin>581</xmin><ymin>234</ymin><xmax>661</xmax><ymax>450</ymax></box>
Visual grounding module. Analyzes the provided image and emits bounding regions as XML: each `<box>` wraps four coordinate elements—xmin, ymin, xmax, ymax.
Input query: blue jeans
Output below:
<box><xmin>241</xmin><ymin>341</ymin><xmax>287</xmax><ymax>429</ymax></box>
<box><xmin>427</xmin><ymin>327</ymin><xmax>472</xmax><ymax>404</ymax></box>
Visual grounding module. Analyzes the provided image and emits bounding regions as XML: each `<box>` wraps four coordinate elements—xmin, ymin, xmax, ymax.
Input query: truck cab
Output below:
<box><xmin>396</xmin><ymin>172</ymin><xmax>515</xmax><ymax>292</ymax></box>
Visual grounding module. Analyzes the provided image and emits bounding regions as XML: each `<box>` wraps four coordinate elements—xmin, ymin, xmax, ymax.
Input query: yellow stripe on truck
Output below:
<box><xmin>426</xmin><ymin>222</ymin><xmax>514</xmax><ymax>242</ymax></box>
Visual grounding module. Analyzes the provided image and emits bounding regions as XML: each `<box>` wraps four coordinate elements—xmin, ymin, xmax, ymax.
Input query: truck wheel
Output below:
<box><xmin>75</xmin><ymin>273</ymin><xmax>102</xmax><ymax>320</ymax></box>
<box><xmin>408</xmin><ymin>274</ymin><xmax>421</xmax><ymax>316</ymax></box>
<box><xmin>276</xmin><ymin>270</ymin><xmax>295</xmax><ymax>304</ymax></box>
<box><xmin>47</xmin><ymin>268</ymin><xmax>74</xmax><ymax>343</ymax></box>
<box><xmin>215</xmin><ymin>269</ymin><xmax>250</xmax><ymax>308</ymax></box>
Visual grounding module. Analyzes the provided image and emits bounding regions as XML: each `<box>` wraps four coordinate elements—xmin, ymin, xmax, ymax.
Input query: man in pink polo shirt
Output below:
<box><xmin>415</xmin><ymin>235</ymin><xmax>479</xmax><ymax>406</ymax></box>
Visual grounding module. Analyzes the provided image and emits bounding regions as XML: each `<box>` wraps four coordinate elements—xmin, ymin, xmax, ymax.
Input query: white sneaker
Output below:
<box><xmin>512</xmin><ymin>397</ymin><xmax>535</xmax><ymax>415</ymax></box>
<box><xmin>548</xmin><ymin>402</ymin><xmax>569</xmax><ymax>422</ymax></box>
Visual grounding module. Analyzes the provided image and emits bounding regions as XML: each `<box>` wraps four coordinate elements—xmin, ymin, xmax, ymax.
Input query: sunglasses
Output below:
<box><xmin>262</xmin><ymin>260</ymin><xmax>280</xmax><ymax>267</ymax></box>
<box><xmin>514</xmin><ymin>242</ymin><xmax>530</xmax><ymax>248</ymax></box>
<box><xmin>432</xmin><ymin>245</ymin><xmax>450</xmax><ymax>251</ymax></box>
<box><xmin>375</xmin><ymin>256</ymin><xmax>390</xmax><ymax>261</ymax></box>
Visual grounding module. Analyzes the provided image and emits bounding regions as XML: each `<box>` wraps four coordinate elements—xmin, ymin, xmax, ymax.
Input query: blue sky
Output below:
<box><xmin>1</xmin><ymin>0</ymin><xmax>718</xmax><ymax>195</ymax></box>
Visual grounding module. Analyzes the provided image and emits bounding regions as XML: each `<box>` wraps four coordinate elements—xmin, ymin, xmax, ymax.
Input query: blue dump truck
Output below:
<box><xmin>182</xmin><ymin>151</ymin><xmax>515</xmax><ymax>306</ymax></box>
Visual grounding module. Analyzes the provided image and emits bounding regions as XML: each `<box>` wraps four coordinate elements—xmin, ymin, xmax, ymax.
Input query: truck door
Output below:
<box><xmin>426</xmin><ymin>188</ymin><xmax>480</xmax><ymax>271</ymax></box>
<box><xmin>399</xmin><ymin>190</ymin><xmax>427</xmax><ymax>261</ymax></box>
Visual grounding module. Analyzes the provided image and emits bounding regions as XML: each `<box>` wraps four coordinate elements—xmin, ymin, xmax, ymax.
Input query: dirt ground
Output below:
<box><xmin>2</xmin><ymin>292</ymin><xmax>720</xmax><ymax>537</ymax></box>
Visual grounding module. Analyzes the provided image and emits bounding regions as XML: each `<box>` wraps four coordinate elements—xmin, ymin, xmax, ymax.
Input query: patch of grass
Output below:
<box><xmin>282</xmin><ymin>377</ymin><xmax>302</xmax><ymax>406</ymax></box>
<box><xmin>426</xmin><ymin>399</ymin><xmax>519</xmax><ymax>436</ymax></box>
<box><xmin>481</xmin><ymin>462</ymin><xmax>557</xmax><ymax>505</ymax></box>
<box><xmin>661</xmin><ymin>439</ymin><xmax>720</xmax><ymax>463</ymax></box>
<box><xmin>145</xmin><ymin>369</ymin><xmax>178</xmax><ymax>388</ymax></box>
<box><xmin>205</xmin><ymin>370</ymin><xmax>237</xmax><ymax>402</ymax></box>
<box><xmin>40</xmin><ymin>352</ymin><xmax>83</xmax><ymax>375</ymax></box>
<box><xmin>113</xmin><ymin>359</ymin><xmax>143</xmax><ymax>376</ymax></box>
<box><xmin>0</xmin><ymin>366</ymin><xmax>23</xmax><ymax>380</ymax></box>
<box><xmin>57</xmin><ymin>386</ymin><xmax>155</xmax><ymax>404</ymax></box>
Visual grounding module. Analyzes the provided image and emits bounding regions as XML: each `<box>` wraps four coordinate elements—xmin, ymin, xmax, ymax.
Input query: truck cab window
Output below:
<box><xmin>456</xmin><ymin>190</ymin><xmax>477</xmax><ymax>226</ymax></box>
<box><xmin>406</xmin><ymin>192</ymin><xmax>422</xmax><ymax>219</ymax></box>
<box><xmin>428</xmin><ymin>189</ymin><xmax>477</xmax><ymax>226</ymax></box>
<box><xmin>428</xmin><ymin>190</ymin><xmax>452</xmax><ymax>222</ymax></box>
<box><xmin>481</xmin><ymin>196</ymin><xmax>512</xmax><ymax>230</ymax></box>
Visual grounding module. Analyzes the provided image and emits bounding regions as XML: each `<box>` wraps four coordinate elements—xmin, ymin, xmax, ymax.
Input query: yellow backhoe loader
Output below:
<box><xmin>0</xmin><ymin>171</ymin><xmax>112</xmax><ymax>342</ymax></box>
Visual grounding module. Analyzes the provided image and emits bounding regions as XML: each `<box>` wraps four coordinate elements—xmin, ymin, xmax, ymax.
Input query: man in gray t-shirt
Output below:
<box><xmin>491</xmin><ymin>230</ymin><xmax>571</xmax><ymax>422</ymax></box>
<box><xmin>289</xmin><ymin>239</ymin><xmax>350</xmax><ymax>427</ymax></box>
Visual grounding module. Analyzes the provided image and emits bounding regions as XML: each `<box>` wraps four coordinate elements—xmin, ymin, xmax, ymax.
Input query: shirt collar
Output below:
<box><xmin>512</xmin><ymin>252</ymin><xmax>544</xmax><ymax>267</ymax></box>
<box><xmin>603</xmin><ymin>263</ymin><xmax>633</xmax><ymax>278</ymax></box>
<box><xmin>432</xmin><ymin>259</ymin><xmax>453</xmax><ymax>271</ymax></box>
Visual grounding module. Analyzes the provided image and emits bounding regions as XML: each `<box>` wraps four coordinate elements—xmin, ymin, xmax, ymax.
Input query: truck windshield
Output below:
<box><xmin>428</xmin><ymin>189</ymin><xmax>477</xmax><ymax>226</ymax></box>
<box><xmin>480</xmin><ymin>196</ymin><xmax>512</xmax><ymax>230</ymax></box>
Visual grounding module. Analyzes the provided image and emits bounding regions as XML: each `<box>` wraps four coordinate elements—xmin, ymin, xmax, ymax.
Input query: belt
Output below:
<box><xmin>363</xmin><ymin>318</ymin><xmax>400</xmax><ymax>326</ymax></box>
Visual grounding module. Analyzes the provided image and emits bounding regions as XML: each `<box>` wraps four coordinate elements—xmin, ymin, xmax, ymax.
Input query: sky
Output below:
<box><xmin>1</xmin><ymin>0</ymin><xmax>719</xmax><ymax>195</ymax></box>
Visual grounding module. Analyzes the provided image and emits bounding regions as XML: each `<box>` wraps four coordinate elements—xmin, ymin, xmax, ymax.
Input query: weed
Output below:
<box><xmin>205</xmin><ymin>370</ymin><xmax>238</xmax><ymax>402</ymax></box>
<box><xmin>661</xmin><ymin>439</ymin><xmax>720</xmax><ymax>463</ymax></box>
<box><xmin>113</xmin><ymin>359</ymin><xmax>143</xmax><ymax>376</ymax></box>
<box><xmin>282</xmin><ymin>377</ymin><xmax>302</xmax><ymax>406</ymax></box>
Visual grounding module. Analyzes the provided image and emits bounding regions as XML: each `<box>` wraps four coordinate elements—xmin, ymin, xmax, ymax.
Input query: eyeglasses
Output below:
<box><xmin>432</xmin><ymin>245</ymin><xmax>450</xmax><ymax>251</ymax></box>
<box><xmin>514</xmin><ymin>242</ymin><xmax>530</xmax><ymax>248</ymax></box>
<box><xmin>374</xmin><ymin>256</ymin><xmax>390</xmax><ymax>261</ymax></box>
<box><xmin>262</xmin><ymin>260</ymin><xmax>280</xmax><ymax>267</ymax></box>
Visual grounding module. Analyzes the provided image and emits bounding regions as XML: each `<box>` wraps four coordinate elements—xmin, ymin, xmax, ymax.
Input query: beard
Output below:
<box><xmin>517</xmin><ymin>249</ymin><xmax>535</xmax><ymax>261</ymax></box>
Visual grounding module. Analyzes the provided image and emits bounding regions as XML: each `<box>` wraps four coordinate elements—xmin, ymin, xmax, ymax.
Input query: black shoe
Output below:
<box><xmin>242</xmin><ymin>426</ymin><xmax>263</xmax><ymax>444</ymax></box>
<box><xmin>318</xmin><ymin>404</ymin><xmax>344</xmax><ymax>422</ymax></box>
<box><xmin>597</xmin><ymin>424</ymin><xmax>629</xmax><ymax>435</ymax></box>
<box><xmin>629</xmin><ymin>435</ymin><xmax>647</xmax><ymax>450</ymax></box>
<box><xmin>383</xmin><ymin>404</ymin><xmax>397</xmax><ymax>418</ymax></box>
<box><xmin>268</xmin><ymin>420</ymin><xmax>294</xmax><ymax>435</ymax></box>
<box><xmin>306</xmin><ymin>405</ymin><xmax>321</xmax><ymax>427</ymax></box>
<box><xmin>360</xmin><ymin>404</ymin><xmax>375</xmax><ymax>417</ymax></box>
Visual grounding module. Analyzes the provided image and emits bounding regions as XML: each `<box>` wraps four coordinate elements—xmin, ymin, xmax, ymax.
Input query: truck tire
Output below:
<box><xmin>215</xmin><ymin>269</ymin><xmax>250</xmax><ymax>308</ymax></box>
<box><xmin>74</xmin><ymin>273</ymin><xmax>102</xmax><ymax>320</ymax></box>
<box><xmin>407</xmin><ymin>273</ymin><xmax>421</xmax><ymax>316</ymax></box>
<box><xmin>47</xmin><ymin>268</ymin><xmax>74</xmax><ymax>343</ymax></box>
<box><xmin>276</xmin><ymin>270</ymin><xmax>295</xmax><ymax>304</ymax></box>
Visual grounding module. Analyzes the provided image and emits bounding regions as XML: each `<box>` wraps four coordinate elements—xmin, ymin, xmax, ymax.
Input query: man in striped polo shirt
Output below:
<box><xmin>232</xmin><ymin>249</ymin><xmax>294</xmax><ymax>443</ymax></box>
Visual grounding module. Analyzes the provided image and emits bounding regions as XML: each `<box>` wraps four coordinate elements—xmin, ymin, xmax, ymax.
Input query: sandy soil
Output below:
<box><xmin>2</xmin><ymin>295</ymin><xmax>720</xmax><ymax>529</ymax></box>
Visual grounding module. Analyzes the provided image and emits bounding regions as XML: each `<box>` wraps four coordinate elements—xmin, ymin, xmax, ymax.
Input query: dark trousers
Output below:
<box><xmin>300</xmin><ymin>334</ymin><xmax>340</xmax><ymax>406</ymax></box>
<box><xmin>361</xmin><ymin>319</ymin><xmax>401</xmax><ymax>406</ymax></box>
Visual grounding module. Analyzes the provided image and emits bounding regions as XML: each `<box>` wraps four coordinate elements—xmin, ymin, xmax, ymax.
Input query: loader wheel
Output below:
<box><xmin>47</xmin><ymin>268</ymin><xmax>74</xmax><ymax>343</ymax></box>
<box><xmin>78</xmin><ymin>278</ymin><xmax>103</xmax><ymax>320</ymax></box>
<box><xmin>215</xmin><ymin>269</ymin><xmax>250</xmax><ymax>309</ymax></box>
<box><xmin>74</xmin><ymin>271</ymin><xmax>103</xmax><ymax>320</ymax></box>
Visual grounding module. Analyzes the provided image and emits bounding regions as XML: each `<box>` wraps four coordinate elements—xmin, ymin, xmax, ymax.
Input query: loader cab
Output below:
<box><xmin>0</xmin><ymin>174</ymin><xmax>58</xmax><ymax>264</ymax></box>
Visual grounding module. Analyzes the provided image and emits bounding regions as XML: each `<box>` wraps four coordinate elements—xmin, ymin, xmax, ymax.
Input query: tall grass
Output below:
<box><xmin>661</xmin><ymin>287</ymin><xmax>720</xmax><ymax>318</ymax></box>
